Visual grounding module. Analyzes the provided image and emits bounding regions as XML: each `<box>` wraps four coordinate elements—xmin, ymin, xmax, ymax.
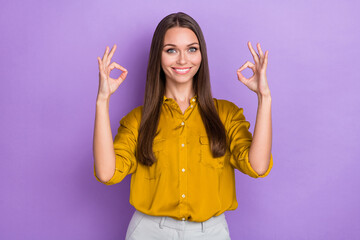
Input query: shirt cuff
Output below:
<box><xmin>93</xmin><ymin>162</ymin><xmax>118</xmax><ymax>185</ymax></box>
<box><xmin>242</xmin><ymin>150</ymin><xmax>273</xmax><ymax>178</ymax></box>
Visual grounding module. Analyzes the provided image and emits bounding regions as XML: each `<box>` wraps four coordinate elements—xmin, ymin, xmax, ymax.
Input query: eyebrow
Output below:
<box><xmin>163</xmin><ymin>42</ymin><xmax>199</xmax><ymax>48</ymax></box>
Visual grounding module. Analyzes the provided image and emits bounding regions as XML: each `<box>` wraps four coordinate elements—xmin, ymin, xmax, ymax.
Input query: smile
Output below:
<box><xmin>172</xmin><ymin>67</ymin><xmax>191</xmax><ymax>74</ymax></box>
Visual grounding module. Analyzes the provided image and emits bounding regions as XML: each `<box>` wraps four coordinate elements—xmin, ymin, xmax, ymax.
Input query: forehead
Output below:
<box><xmin>163</xmin><ymin>27</ymin><xmax>199</xmax><ymax>45</ymax></box>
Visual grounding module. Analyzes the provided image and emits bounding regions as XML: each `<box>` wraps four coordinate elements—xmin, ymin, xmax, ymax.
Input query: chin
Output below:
<box><xmin>167</xmin><ymin>76</ymin><xmax>194</xmax><ymax>85</ymax></box>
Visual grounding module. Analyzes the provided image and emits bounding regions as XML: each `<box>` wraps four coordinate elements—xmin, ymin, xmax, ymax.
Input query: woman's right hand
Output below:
<box><xmin>97</xmin><ymin>44</ymin><xmax>128</xmax><ymax>100</ymax></box>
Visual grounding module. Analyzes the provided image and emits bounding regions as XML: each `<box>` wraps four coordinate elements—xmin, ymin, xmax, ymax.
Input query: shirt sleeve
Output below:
<box><xmin>226</xmin><ymin>102</ymin><xmax>273</xmax><ymax>178</ymax></box>
<box><xmin>94</xmin><ymin>107</ymin><xmax>140</xmax><ymax>185</ymax></box>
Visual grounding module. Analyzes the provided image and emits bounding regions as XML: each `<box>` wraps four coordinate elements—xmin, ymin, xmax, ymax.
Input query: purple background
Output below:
<box><xmin>1</xmin><ymin>0</ymin><xmax>359</xmax><ymax>239</ymax></box>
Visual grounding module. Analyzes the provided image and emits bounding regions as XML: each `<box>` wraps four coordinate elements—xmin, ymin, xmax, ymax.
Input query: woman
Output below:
<box><xmin>93</xmin><ymin>12</ymin><xmax>273</xmax><ymax>240</ymax></box>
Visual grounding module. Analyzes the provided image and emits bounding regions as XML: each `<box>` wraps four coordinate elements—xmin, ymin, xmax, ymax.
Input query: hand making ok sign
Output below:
<box><xmin>237</xmin><ymin>41</ymin><xmax>270</xmax><ymax>97</ymax></box>
<box><xmin>97</xmin><ymin>44</ymin><xmax>128</xmax><ymax>100</ymax></box>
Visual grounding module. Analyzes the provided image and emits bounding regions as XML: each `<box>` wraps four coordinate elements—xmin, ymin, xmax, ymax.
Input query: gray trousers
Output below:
<box><xmin>125</xmin><ymin>210</ymin><xmax>231</xmax><ymax>240</ymax></box>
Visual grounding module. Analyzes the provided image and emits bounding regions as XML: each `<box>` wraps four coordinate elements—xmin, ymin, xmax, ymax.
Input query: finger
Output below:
<box><xmin>257</xmin><ymin>43</ymin><xmax>264</xmax><ymax>63</ymax></box>
<box><xmin>247</xmin><ymin>41</ymin><xmax>260</xmax><ymax>64</ymax></box>
<box><xmin>117</xmin><ymin>70</ymin><xmax>128</xmax><ymax>83</ymax></box>
<box><xmin>97</xmin><ymin>57</ymin><xmax>103</xmax><ymax>72</ymax></box>
<box><xmin>264</xmin><ymin>50</ymin><xmax>269</xmax><ymax>69</ymax></box>
<box><xmin>109</xmin><ymin>62</ymin><xmax>128</xmax><ymax>72</ymax></box>
<box><xmin>106</xmin><ymin>44</ymin><xmax>117</xmax><ymax>66</ymax></box>
<box><xmin>237</xmin><ymin>61</ymin><xmax>255</xmax><ymax>83</ymax></box>
<box><xmin>237</xmin><ymin>61</ymin><xmax>255</xmax><ymax>73</ymax></box>
<box><xmin>108</xmin><ymin>62</ymin><xmax>128</xmax><ymax>81</ymax></box>
<box><xmin>237</xmin><ymin>70</ymin><xmax>247</xmax><ymax>85</ymax></box>
<box><xmin>102</xmin><ymin>46</ymin><xmax>109</xmax><ymax>64</ymax></box>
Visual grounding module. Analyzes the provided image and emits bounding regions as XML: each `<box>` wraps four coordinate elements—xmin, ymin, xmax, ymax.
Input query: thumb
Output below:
<box><xmin>237</xmin><ymin>70</ymin><xmax>248</xmax><ymax>85</ymax></box>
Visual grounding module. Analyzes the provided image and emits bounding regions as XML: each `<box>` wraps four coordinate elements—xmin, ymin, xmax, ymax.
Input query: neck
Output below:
<box><xmin>164</xmin><ymin>80</ymin><xmax>195</xmax><ymax>103</ymax></box>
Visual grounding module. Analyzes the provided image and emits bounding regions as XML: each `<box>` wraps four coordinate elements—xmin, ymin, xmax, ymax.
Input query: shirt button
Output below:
<box><xmin>190</xmin><ymin>105</ymin><xmax>193</xmax><ymax>108</ymax></box>
<box><xmin>181</xmin><ymin>121</ymin><xmax>185</xmax><ymax>126</ymax></box>
<box><xmin>182</xmin><ymin>217</ymin><xmax>186</xmax><ymax>221</ymax></box>
<box><xmin>182</xmin><ymin>168</ymin><xmax>185</xmax><ymax>172</ymax></box>
<box><xmin>192</xmin><ymin>99</ymin><xmax>196</xmax><ymax>102</ymax></box>
<box><xmin>182</xmin><ymin>194</ymin><xmax>186</xmax><ymax>198</ymax></box>
<box><xmin>181</xmin><ymin>143</ymin><xmax>185</xmax><ymax>147</ymax></box>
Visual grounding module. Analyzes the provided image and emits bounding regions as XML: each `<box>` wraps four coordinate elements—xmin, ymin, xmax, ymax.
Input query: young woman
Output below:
<box><xmin>93</xmin><ymin>12</ymin><xmax>273</xmax><ymax>240</ymax></box>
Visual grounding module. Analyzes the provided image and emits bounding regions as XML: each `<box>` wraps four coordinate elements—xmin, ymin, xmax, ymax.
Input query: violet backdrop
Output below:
<box><xmin>1</xmin><ymin>0</ymin><xmax>359</xmax><ymax>239</ymax></box>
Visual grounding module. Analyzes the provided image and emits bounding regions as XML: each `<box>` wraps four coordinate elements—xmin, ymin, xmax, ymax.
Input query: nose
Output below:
<box><xmin>176</xmin><ymin>51</ymin><xmax>187</xmax><ymax>65</ymax></box>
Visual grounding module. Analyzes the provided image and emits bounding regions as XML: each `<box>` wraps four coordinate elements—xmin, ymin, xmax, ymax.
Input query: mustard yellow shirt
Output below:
<box><xmin>94</xmin><ymin>95</ymin><xmax>273</xmax><ymax>222</ymax></box>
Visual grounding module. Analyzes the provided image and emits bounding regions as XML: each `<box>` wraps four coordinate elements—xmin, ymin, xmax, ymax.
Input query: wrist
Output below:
<box><xmin>96</xmin><ymin>95</ymin><xmax>110</xmax><ymax>105</ymax></box>
<box><xmin>257</xmin><ymin>93</ymin><xmax>272</xmax><ymax>105</ymax></box>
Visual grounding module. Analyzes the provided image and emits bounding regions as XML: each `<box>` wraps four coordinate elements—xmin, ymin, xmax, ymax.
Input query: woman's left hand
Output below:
<box><xmin>237</xmin><ymin>41</ymin><xmax>270</xmax><ymax>97</ymax></box>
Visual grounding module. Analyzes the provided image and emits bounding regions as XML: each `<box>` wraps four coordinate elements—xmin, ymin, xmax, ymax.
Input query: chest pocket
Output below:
<box><xmin>199</xmin><ymin>136</ymin><xmax>226</xmax><ymax>169</ymax></box>
<box><xmin>139</xmin><ymin>138</ymin><xmax>167</xmax><ymax>180</ymax></box>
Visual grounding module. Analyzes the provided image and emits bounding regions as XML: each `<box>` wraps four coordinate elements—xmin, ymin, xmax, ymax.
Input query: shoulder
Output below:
<box><xmin>213</xmin><ymin>98</ymin><xmax>239</xmax><ymax>115</ymax></box>
<box><xmin>120</xmin><ymin>105</ymin><xmax>143</xmax><ymax>129</ymax></box>
<box><xmin>213</xmin><ymin>98</ymin><xmax>247</xmax><ymax>126</ymax></box>
<box><xmin>127</xmin><ymin>105</ymin><xmax>143</xmax><ymax>119</ymax></box>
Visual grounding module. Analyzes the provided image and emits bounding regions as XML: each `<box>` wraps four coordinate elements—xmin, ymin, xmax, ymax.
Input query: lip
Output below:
<box><xmin>172</xmin><ymin>67</ymin><xmax>191</xmax><ymax>74</ymax></box>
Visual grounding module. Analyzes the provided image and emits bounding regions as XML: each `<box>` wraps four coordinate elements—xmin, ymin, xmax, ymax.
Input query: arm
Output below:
<box><xmin>248</xmin><ymin>94</ymin><xmax>272</xmax><ymax>175</ymax></box>
<box><xmin>236</xmin><ymin>41</ymin><xmax>273</xmax><ymax>176</ymax></box>
<box><xmin>93</xmin><ymin>97</ymin><xmax>116</xmax><ymax>183</ymax></box>
<box><xmin>226</xmin><ymin>100</ymin><xmax>272</xmax><ymax>178</ymax></box>
<box><xmin>93</xmin><ymin>44</ymin><xmax>129</xmax><ymax>183</ymax></box>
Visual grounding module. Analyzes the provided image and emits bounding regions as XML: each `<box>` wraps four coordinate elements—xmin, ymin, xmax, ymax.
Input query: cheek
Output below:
<box><xmin>161</xmin><ymin>60</ymin><xmax>169</xmax><ymax>74</ymax></box>
<box><xmin>161</xmin><ymin>53</ymin><xmax>174</xmax><ymax>67</ymax></box>
<box><xmin>161</xmin><ymin>54</ymin><xmax>167</xmax><ymax>68</ymax></box>
<box><xmin>192</xmin><ymin>55</ymin><xmax>202</xmax><ymax>74</ymax></box>
<box><xmin>193</xmin><ymin>54</ymin><xmax>202</xmax><ymax>66</ymax></box>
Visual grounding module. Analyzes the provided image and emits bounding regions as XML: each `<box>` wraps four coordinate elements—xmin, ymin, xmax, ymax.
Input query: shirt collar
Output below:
<box><xmin>163</xmin><ymin>95</ymin><xmax>198</xmax><ymax>104</ymax></box>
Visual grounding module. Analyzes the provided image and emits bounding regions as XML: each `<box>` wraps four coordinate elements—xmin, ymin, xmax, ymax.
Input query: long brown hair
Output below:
<box><xmin>137</xmin><ymin>12</ymin><xmax>227</xmax><ymax>166</ymax></box>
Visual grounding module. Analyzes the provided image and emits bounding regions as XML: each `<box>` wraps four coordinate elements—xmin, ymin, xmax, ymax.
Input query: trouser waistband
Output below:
<box><xmin>134</xmin><ymin>210</ymin><xmax>226</xmax><ymax>233</ymax></box>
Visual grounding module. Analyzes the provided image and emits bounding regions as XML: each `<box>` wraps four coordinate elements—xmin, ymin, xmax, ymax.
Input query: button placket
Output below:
<box><xmin>179</xmin><ymin>119</ymin><xmax>188</xmax><ymax>219</ymax></box>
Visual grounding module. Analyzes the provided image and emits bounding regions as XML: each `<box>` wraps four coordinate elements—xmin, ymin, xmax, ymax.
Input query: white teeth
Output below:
<box><xmin>174</xmin><ymin>68</ymin><xmax>190</xmax><ymax>72</ymax></box>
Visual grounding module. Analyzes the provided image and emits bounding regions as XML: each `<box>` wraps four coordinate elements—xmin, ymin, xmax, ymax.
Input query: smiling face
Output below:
<box><xmin>161</xmin><ymin>27</ymin><xmax>202</xmax><ymax>87</ymax></box>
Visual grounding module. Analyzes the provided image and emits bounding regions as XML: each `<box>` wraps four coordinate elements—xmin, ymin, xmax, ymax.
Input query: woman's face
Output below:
<box><xmin>161</xmin><ymin>27</ymin><xmax>202</xmax><ymax>86</ymax></box>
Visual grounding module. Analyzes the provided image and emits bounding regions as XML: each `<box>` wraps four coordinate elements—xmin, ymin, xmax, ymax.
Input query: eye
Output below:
<box><xmin>166</xmin><ymin>48</ymin><xmax>176</xmax><ymax>53</ymax></box>
<box><xmin>189</xmin><ymin>47</ymin><xmax>198</xmax><ymax>53</ymax></box>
